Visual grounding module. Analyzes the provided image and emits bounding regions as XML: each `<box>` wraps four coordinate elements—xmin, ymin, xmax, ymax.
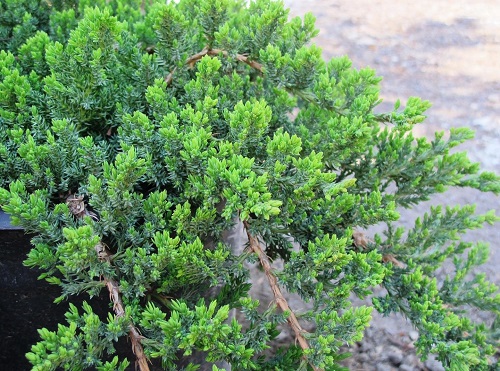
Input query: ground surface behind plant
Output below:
<box><xmin>283</xmin><ymin>1</ymin><xmax>500</xmax><ymax>370</ymax></box>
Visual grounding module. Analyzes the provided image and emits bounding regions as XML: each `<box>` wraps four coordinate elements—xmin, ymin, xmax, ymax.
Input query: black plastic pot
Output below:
<box><xmin>0</xmin><ymin>211</ymin><xmax>135</xmax><ymax>370</ymax></box>
<box><xmin>0</xmin><ymin>211</ymin><xmax>42</xmax><ymax>369</ymax></box>
<box><xmin>0</xmin><ymin>211</ymin><xmax>222</xmax><ymax>370</ymax></box>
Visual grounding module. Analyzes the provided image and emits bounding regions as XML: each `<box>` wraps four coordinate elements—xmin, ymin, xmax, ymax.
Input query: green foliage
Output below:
<box><xmin>25</xmin><ymin>301</ymin><xmax>131</xmax><ymax>371</ymax></box>
<box><xmin>1</xmin><ymin>0</ymin><xmax>499</xmax><ymax>370</ymax></box>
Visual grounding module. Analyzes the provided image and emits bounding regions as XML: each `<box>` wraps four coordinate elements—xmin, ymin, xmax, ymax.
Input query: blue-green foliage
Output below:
<box><xmin>1</xmin><ymin>0</ymin><xmax>499</xmax><ymax>370</ymax></box>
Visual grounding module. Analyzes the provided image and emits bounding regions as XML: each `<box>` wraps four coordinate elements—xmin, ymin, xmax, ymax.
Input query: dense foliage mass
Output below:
<box><xmin>1</xmin><ymin>0</ymin><xmax>499</xmax><ymax>370</ymax></box>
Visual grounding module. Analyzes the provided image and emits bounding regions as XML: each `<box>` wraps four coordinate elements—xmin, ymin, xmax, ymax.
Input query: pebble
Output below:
<box><xmin>399</xmin><ymin>365</ymin><xmax>414</xmax><ymax>371</ymax></box>
<box><xmin>376</xmin><ymin>362</ymin><xmax>395</xmax><ymax>371</ymax></box>
<box><xmin>424</xmin><ymin>357</ymin><xmax>445</xmax><ymax>371</ymax></box>
<box><xmin>357</xmin><ymin>353</ymin><xmax>370</xmax><ymax>363</ymax></box>
<box><xmin>365</xmin><ymin>327</ymin><xmax>377</xmax><ymax>339</ymax></box>
<box><xmin>360</xmin><ymin>340</ymin><xmax>372</xmax><ymax>353</ymax></box>
<box><xmin>409</xmin><ymin>330</ymin><xmax>419</xmax><ymax>341</ymax></box>
<box><xmin>472</xmin><ymin>117</ymin><xmax>492</xmax><ymax>128</ymax></box>
<box><xmin>339</xmin><ymin>327</ymin><xmax>429</xmax><ymax>370</ymax></box>
<box><xmin>387</xmin><ymin>347</ymin><xmax>404</xmax><ymax>365</ymax></box>
<box><xmin>358</xmin><ymin>36</ymin><xmax>377</xmax><ymax>46</ymax></box>
<box><xmin>402</xmin><ymin>354</ymin><xmax>419</xmax><ymax>366</ymax></box>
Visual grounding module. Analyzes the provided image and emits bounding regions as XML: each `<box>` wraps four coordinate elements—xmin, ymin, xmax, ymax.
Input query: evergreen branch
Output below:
<box><xmin>97</xmin><ymin>243</ymin><xmax>151</xmax><ymax>371</ymax></box>
<box><xmin>66</xmin><ymin>196</ymin><xmax>150</xmax><ymax>371</ymax></box>
<box><xmin>243</xmin><ymin>221</ymin><xmax>322</xmax><ymax>371</ymax></box>
<box><xmin>165</xmin><ymin>47</ymin><xmax>263</xmax><ymax>85</ymax></box>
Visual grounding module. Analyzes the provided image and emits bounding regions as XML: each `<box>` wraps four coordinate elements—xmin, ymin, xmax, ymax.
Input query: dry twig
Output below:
<box><xmin>165</xmin><ymin>47</ymin><xmax>263</xmax><ymax>85</ymax></box>
<box><xmin>353</xmin><ymin>230</ymin><xmax>405</xmax><ymax>268</ymax></box>
<box><xmin>66</xmin><ymin>195</ymin><xmax>98</xmax><ymax>220</ymax></box>
<box><xmin>98</xmin><ymin>244</ymin><xmax>150</xmax><ymax>371</ymax></box>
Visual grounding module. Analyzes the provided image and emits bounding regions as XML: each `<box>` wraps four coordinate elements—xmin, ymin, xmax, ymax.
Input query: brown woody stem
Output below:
<box><xmin>165</xmin><ymin>47</ymin><xmax>263</xmax><ymax>85</ymax></box>
<box><xmin>66</xmin><ymin>195</ymin><xmax>150</xmax><ymax>370</ymax></box>
<box><xmin>98</xmin><ymin>244</ymin><xmax>150</xmax><ymax>371</ymax></box>
<box><xmin>243</xmin><ymin>221</ymin><xmax>322</xmax><ymax>371</ymax></box>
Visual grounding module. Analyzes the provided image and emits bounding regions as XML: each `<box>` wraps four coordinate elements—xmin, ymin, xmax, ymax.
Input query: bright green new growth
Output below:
<box><xmin>1</xmin><ymin>0</ymin><xmax>499</xmax><ymax>370</ymax></box>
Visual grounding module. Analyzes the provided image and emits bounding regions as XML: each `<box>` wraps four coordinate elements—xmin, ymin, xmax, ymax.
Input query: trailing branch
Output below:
<box><xmin>67</xmin><ymin>196</ymin><xmax>150</xmax><ymax>371</ymax></box>
<box><xmin>96</xmin><ymin>243</ymin><xmax>151</xmax><ymax>371</ymax></box>
<box><xmin>243</xmin><ymin>221</ymin><xmax>322</xmax><ymax>371</ymax></box>
<box><xmin>165</xmin><ymin>47</ymin><xmax>263</xmax><ymax>85</ymax></box>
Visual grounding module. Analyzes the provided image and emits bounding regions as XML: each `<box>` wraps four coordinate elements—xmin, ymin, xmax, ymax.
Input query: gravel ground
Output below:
<box><xmin>281</xmin><ymin>1</ymin><xmax>500</xmax><ymax>369</ymax></box>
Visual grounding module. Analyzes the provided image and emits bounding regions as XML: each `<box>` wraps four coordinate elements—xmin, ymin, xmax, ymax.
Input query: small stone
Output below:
<box><xmin>357</xmin><ymin>353</ymin><xmax>370</xmax><ymax>363</ymax></box>
<box><xmin>424</xmin><ymin>357</ymin><xmax>445</xmax><ymax>371</ymax></box>
<box><xmin>365</xmin><ymin>327</ymin><xmax>377</xmax><ymax>339</ymax></box>
<box><xmin>388</xmin><ymin>348</ymin><xmax>404</xmax><ymax>365</ymax></box>
<box><xmin>409</xmin><ymin>330</ymin><xmax>419</xmax><ymax>341</ymax></box>
<box><xmin>376</xmin><ymin>362</ymin><xmax>394</xmax><ymax>371</ymax></box>
<box><xmin>472</xmin><ymin>117</ymin><xmax>492</xmax><ymax>128</ymax></box>
<box><xmin>360</xmin><ymin>341</ymin><xmax>372</xmax><ymax>352</ymax></box>
<box><xmin>358</xmin><ymin>36</ymin><xmax>376</xmax><ymax>46</ymax></box>
<box><xmin>399</xmin><ymin>365</ymin><xmax>414</xmax><ymax>371</ymax></box>
<box><xmin>375</xmin><ymin>345</ymin><xmax>384</xmax><ymax>356</ymax></box>
<box><xmin>402</xmin><ymin>354</ymin><xmax>420</xmax><ymax>368</ymax></box>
